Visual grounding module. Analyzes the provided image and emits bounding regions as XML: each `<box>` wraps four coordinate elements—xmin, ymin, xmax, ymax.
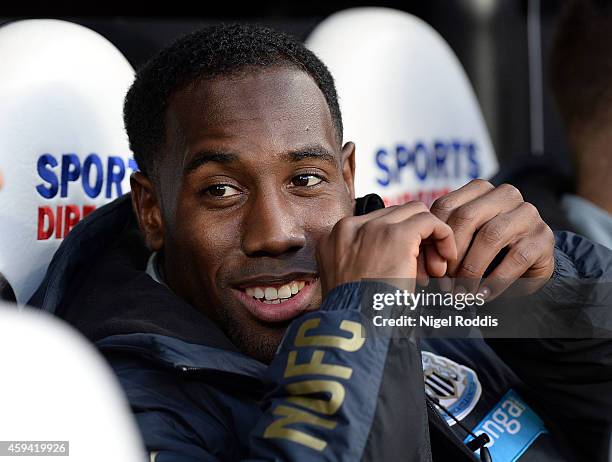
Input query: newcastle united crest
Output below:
<box><xmin>422</xmin><ymin>351</ymin><xmax>482</xmax><ymax>425</ymax></box>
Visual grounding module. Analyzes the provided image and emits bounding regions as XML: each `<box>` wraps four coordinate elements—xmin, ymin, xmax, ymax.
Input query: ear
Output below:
<box><xmin>130</xmin><ymin>172</ymin><xmax>164</xmax><ymax>251</ymax></box>
<box><xmin>341</xmin><ymin>141</ymin><xmax>356</xmax><ymax>200</ymax></box>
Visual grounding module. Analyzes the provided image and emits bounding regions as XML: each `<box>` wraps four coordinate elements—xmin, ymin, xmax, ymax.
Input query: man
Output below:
<box><xmin>550</xmin><ymin>0</ymin><xmax>612</xmax><ymax>248</ymax></box>
<box><xmin>31</xmin><ymin>24</ymin><xmax>612</xmax><ymax>461</ymax></box>
<box><xmin>501</xmin><ymin>0</ymin><xmax>612</xmax><ymax>247</ymax></box>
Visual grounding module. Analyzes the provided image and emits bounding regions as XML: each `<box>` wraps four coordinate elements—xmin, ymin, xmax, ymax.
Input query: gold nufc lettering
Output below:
<box><xmin>294</xmin><ymin>318</ymin><xmax>365</xmax><ymax>351</ymax></box>
<box><xmin>263</xmin><ymin>316</ymin><xmax>366</xmax><ymax>451</ymax></box>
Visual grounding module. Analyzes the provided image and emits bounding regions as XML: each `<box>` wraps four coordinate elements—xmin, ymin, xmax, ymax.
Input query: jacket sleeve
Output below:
<box><xmin>246</xmin><ymin>282</ymin><xmax>433</xmax><ymax>461</ymax></box>
<box><xmin>486</xmin><ymin>231</ymin><xmax>612</xmax><ymax>462</ymax></box>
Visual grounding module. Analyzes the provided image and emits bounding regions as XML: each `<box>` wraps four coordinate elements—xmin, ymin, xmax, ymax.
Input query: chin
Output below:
<box><xmin>219</xmin><ymin>309</ymin><xmax>289</xmax><ymax>364</ymax></box>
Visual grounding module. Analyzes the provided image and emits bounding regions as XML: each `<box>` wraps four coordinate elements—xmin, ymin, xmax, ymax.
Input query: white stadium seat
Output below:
<box><xmin>0</xmin><ymin>19</ymin><xmax>135</xmax><ymax>304</ymax></box>
<box><xmin>0</xmin><ymin>302</ymin><xmax>145</xmax><ymax>461</ymax></box>
<box><xmin>306</xmin><ymin>7</ymin><xmax>498</xmax><ymax>206</ymax></box>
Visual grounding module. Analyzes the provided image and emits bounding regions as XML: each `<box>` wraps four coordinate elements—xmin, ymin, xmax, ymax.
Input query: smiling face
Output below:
<box><xmin>131</xmin><ymin>66</ymin><xmax>355</xmax><ymax>363</ymax></box>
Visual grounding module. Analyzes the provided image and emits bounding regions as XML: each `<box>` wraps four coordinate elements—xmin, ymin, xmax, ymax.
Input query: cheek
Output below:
<box><xmin>304</xmin><ymin>194</ymin><xmax>353</xmax><ymax>238</ymax></box>
<box><xmin>171</xmin><ymin>204</ymin><xmax>238</xmax><ymax>285</ymax></box>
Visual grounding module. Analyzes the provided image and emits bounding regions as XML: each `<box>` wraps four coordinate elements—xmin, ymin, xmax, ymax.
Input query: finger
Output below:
<box><xmin>423</xmin><ymin>243</ymin><xmax>447</xmax><ymax>278</ymax></box>
<box><xmin>430</xmin><ymin>179</ymin><xmax>495</xmax><ymax>221</ymax></box>
<box><xmin>446</xmin><ymin>184</ymin><xmax>524</xmax><ymax>276</ymax></box>
<box><xmin>479</xmin><ymin>240</ymin><xmax>541</xmax><ymax>301</ymax></box>
<box><xmin>480</xmin><ymin>220</ymin><xmax>554</xmax><ymax>300</ymax></box>
<box><xmin>416</xmin><ymin>252</ymin><xmax>429</xmax><ymax>287</ymax></box>
<box><xmin>352</xmin><ymin>200</ymin><xmax>429</xmax><ymax>226</ymax></box>
<box><xmin>453</xmin><ymin>205</ymin><xmax>531</xmax><ymax>292</ymax></box>
<box><xmin>392</xmin><ymin>212</ymin><xmax>457</xmax><ymax>263</ymax></box>
<box><xmin>439</xmin><ymin>275</ymin><xmax>453</xmax><ymax>293</ymax></box>
<box><xmin>353</xmin><ymin>202</ymin><xmax>431</xmax><ymax>246</ymax></box>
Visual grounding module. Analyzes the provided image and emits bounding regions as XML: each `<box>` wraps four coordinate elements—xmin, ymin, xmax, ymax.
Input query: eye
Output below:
<box><xmin>291</xmin><ymin>174</ymin><xmax>323</xmax><ymax>188</ymax></box>
<box><xmin>204</xmin><ymin>184</ymin><xmax>241</xmax><ymax>198</ymax></box>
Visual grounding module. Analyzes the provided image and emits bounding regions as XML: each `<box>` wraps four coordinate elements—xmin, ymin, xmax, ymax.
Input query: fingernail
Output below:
<box><xmin>439</xmin><ymin>276</ymin><xmax>452</xmax><ymax>293</ymax></box>
<box><xmin>477</xmin><ymin>286</ymin><xmax>491</xmax><ymax>300</ymax></box>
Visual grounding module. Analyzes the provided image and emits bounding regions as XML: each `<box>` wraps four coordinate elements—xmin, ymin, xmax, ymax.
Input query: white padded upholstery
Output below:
<box><xmin>0</xmin><ymin>302</ymin><xmax>145</xmax><ymax>461</ymax></box>
<box><xmin>0</xmin><ymin>20</ymin><xmax>135</xmax><ymax>303</ymax></box>
<box><xmin>306</xmin><ymin>8</ymin><xmax>498</xmax><ymax>206</ymax></box>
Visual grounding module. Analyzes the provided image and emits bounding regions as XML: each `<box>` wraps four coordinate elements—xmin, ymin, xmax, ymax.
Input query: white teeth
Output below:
<box><xmin>264</xmin><ymin>287</ymin><xmax>278</xmax><ymax>300</ymax></box>
<box><xmin>278</xmin><ymin>284</ymin><xmax>292</xmax><ymax>299</ymax></box>
<box><xmin>253</xmin><ymin>287</ymin><xmax>265</xmax><ymax>299</ymax></box>
<box><xmin>263</xmin><ymin>299</ymin><xmax>281</xmax><ymax>304</ymax></box>
<box><xmin>245</xmin><ymin>280</ymin><xmax>309</xmax><ymax>302</ymax></box>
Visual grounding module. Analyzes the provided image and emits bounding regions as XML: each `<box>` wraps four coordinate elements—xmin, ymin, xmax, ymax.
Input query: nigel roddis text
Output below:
<box><xmin>374</xmin><ymin>140</ymin><xmax>480</xmax><ymax>205</ymax></box>
<box><xmin>35</xmin><ymin>153</ymin><xmax>138</xmax><ymax>240</ymax></box>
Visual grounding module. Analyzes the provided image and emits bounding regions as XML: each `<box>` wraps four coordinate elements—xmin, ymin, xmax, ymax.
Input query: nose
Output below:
<box><xmin>241</xmin><ymin>190</ymin><xmax>306</xmax><ymax>257</ymax></box>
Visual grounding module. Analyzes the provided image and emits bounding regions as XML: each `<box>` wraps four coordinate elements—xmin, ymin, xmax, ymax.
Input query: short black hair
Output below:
<box><xmin>550</xmin><ymin>0</ymin><xmax>612</xmax><ymax>134</ymax></box>
<box><xmin>124</xmin><ymin>23</ymin><xmax>343</xmax><ymax>178</ymax></box>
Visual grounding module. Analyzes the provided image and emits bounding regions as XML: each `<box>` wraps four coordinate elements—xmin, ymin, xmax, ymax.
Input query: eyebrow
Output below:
<box><xmin>184</xmin><ymin>150</ymin><xmax>240</xmax><ymax>175</ymax></box>
<box><xmin>183</xmin><ymin>144</ymin><xmax>337</xmax><ymax>176</ymax></box>
<box><xmin>285</xmin><ymin>145</ymin><xmax>337</xmax><ymax>166</ymax></box>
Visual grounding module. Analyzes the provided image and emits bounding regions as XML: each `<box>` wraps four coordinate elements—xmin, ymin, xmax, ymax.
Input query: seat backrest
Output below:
<box><xmin>306</xmin><ymin>7</ymin><xmax>498</xmax><ymax>206</ymax></box>
<box><xmin>0</xmin><ymin>302</ymin><xmax>145</xmax><ymax>461</ymax></box>
<box><xmin>0</xmin><ymin>20</ymin><xmax>135</xmax><ymax>304</ymax></box>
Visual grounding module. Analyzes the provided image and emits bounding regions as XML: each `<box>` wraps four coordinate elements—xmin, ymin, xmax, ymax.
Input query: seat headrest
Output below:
<box><xmin>0</xmin><ymin>20</ymin><xmax>135</xmax><ymax>303</ymax></box>
<box><xmin>0</xmin><ymin>302</ymin><xmax>145</xmax><ymax>460</ymax></box>
<box><xmin>306</xmin><ymin>8</ymin><xmax>498</xmax><ymax>206</ymax></box>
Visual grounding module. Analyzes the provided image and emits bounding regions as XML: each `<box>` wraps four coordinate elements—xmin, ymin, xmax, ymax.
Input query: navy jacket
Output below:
<box><xmin>30</xmin><ymin>195</ymin><xmax>612</xmax><ymax>461</ymax></box>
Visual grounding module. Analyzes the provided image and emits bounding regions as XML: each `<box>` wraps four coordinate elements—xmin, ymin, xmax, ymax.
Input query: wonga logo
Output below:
<box><xmin>466</xmin><ymin>389</ymin><xmax>547</xmax><ymax>461</ymax></box>
<box><xmin>35</xmin><ymin>153</ymin><xmax>137</xmax><ymax>240</ymax></box>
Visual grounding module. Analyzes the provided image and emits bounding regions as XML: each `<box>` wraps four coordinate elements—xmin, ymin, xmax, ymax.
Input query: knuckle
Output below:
<box><xmin>412</xmin><ymin>211</ymin><xmax>437</xmax><ymax>226</ymax></box>
<box><xmin>545</xmin><ymin>225</ymin><xmax>555</xmax><ymax>244</ymax></box>
<box><xmin>470</xmin><ymin>178</ymin><xmax>494</xmax><ymax>191</ymax></box>
<box><xmin>520</xmin><ymin>201</ymin><xmax>540</xmax><ymax>219</ymax></box>
<box><xmin>400</xmin><ymin>200</ymin><xmax>429</xmax><ymax>216</ymax></box>
<box><xmin>451</xmin><ymin>204</ymin><xmax>477</xmax><ymax>225</ymax></box>
<box><xmin>360</xmin><ymin>220</ymin><xmax>380</xmax><ymax>235</ymax></box>
<box><xmin>332</xmin><ymin>217</ymin><xmax>359</xmax><ymax>243</ymax></box>
<box><xmin>460</xmin><ymin>262</ymin><xmax>481</xmax><ymax>278</ymax></box>
<box><xmin>431</xmin><ymin>196</ymin><xmax>458</xmax><ymax>215</ymax></box>
<box><xmin>385</xmin><ymin>223</ymin><xmax>404</xmax><ymax>241</ymax></box>
<box><xmin>409</xmin><ymin>201</ymin><xmax>429</xmax><ymax>213</ymax></box>
<box><xmin>511</xmin><ymin>244</ymin><xmax>534</xmax><ymax>267</ymax></box>
<box><xmin>412</xmin><ymin>210</ymin><xmax>433</xmax><ymax>220</ymax></box>
<box><xmin>333</xmin><ymin>216</ymin><xmax>353</xmax><ymax>234</ymax></box>
<box><xmin>498</xmin><ymin>183</ymin><xmax>523</xmax><ymax>201</ymax></box>
<box><xmin>480</xmin><ymin>221</ymin><xmax>505</xmax><ymax>245</ymax></box>
<box><xmin>537</xmin><ymin>222</ymin><xmax>555</xmax><ymax>246</ymax></box>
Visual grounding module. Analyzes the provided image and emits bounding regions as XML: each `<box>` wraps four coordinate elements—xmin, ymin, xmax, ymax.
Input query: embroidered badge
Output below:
<box><xmin>422</xmin><ymin>351</ymin><xmax>482</xmax><ymax>425</ymax></box>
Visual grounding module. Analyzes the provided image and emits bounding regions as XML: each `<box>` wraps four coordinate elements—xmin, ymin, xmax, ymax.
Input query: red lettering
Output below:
<box><xmin>82</xmin><ymin>205</ymin><xmax>96</xmax><ymax>218</ymax></box>
<box><xmin>37</xmin><ymin>206</ymin><xmax>54</xmax><ymax>240</ymax></box>
<box><xmin>63</xmin><ymin>205</ymin><xmax>81</xmax><ymax>237</ymax></box>
<box><xmin>37</xmin><ymin>204</ymin><xmax>99</xmax><ymax>240</ymax></box>
<box><xmin>383</xmin><ymin>188</ymin><xmax>450</xmax><ymax>208</ymax></box>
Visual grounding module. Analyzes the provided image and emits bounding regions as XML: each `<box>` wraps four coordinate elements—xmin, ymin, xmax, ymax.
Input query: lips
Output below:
<box><xmin>232</xmin><ymin>275</ymin><xmax>318</xmax><ymax>323</ymax></box>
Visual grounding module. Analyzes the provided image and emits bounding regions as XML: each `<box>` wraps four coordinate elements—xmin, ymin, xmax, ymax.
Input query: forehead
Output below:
<box><xmin>165</xmin><ymin>66</ymin><xmax>338</xmax><ymax>162</ymax></box>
